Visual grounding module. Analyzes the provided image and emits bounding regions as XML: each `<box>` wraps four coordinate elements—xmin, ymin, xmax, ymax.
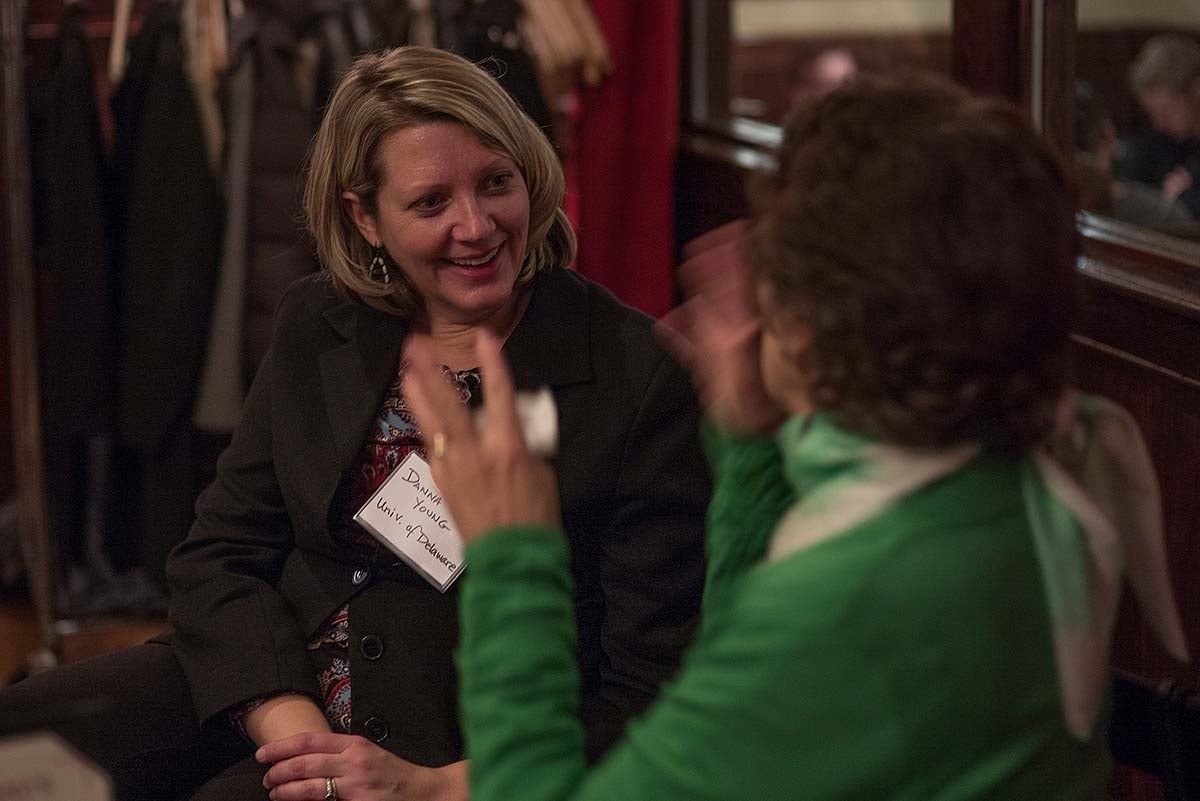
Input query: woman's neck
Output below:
<box><xmin>420</xmin><ymin>289</ymin><xmax>531</xmax><ymax>370</ymax></box>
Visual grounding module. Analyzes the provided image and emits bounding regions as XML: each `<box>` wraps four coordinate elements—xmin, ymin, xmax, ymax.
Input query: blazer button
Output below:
<box><xmin>359</xmin><ymin>634</ymin><xmax>384</xmax><ymax>661</ymax></box>
<box><xmin>364</xmin><ymin>716</ymin><xmax>389</xmax><ymax>743</ymax></box>
<box><xmin>352</xmin><ymin>568</ymin><xmax>370</xmax><ymax>586</ymax></box>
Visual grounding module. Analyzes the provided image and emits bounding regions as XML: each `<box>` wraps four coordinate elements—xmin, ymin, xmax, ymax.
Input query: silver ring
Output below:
<box><xmin>325</xmin><ymin>776</ymin><xmax>338</xmax><ymax>801</ymax></box>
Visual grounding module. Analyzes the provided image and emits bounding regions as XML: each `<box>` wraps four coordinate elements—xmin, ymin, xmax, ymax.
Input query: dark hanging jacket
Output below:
<box><xmin>238</xmin><ymin>0</ymin><xmax>372</xmax><ymax>385</ymax></box>
<box><xmin>29</xmin><ymin>2</ymin><xmax>116</xmax><ymax>436</ymax></box>
<box><xmin>111</xmin><ymin>0</ymin><xmax>223</xmax><ymax>455</ymax></box>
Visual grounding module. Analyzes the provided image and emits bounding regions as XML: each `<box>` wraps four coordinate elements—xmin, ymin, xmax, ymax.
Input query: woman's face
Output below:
<box><xmin>346</xmin><ymin>121</ymin><xmax>531</xmax><ymax>327</ymax></box>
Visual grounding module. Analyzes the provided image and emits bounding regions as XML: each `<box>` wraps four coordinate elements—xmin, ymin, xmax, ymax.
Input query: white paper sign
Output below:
<box><xmin>354</xmin><ymin>452</ymin><xmax>465</xmax><ymax>592</ymax></box>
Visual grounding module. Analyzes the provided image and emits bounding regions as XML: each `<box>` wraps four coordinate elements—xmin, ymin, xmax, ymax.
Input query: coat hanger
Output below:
<box><xmin>562</xmin><ymin>0</ymin><xmax>610</xmax><ymax>86</ymax></box>
<box><xmin>520</xmin><ymin>0</ymin><xmax>610</xmax><ymax>87</ymax></box>
<box><xmin>518</xmin><ymin>1</ymin><xmax>556</xmax><ymax>74</ymax></box>
<box><xmin>179</xmin><ymin>0</ymin><xmax>227</xmax><ymax>170</ymax></box>
<box><xmin>408</xmin><ymin>0</ymin><xmax>436</xmax><ymax>49</ymax></box>
<box><xmin>522</xmin><ymin>0</ymin><xmax>578</xmax><ymax>74</ymax></box>
<box><xmin>108</xmin><ymin>0</ymin><xmax>134</xmax><ymax>84</ymax></box>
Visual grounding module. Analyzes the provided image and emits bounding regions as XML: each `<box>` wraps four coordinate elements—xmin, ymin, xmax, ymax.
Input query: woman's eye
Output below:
<box><xmin>486</xmin><ymin>172</ymin><xmax>512</xmax><ymax>190</ymax></box>
<box><xmin>414</xmin><ymin>195</ymin><xmax>444</xmax><ymax>212</ymax></box>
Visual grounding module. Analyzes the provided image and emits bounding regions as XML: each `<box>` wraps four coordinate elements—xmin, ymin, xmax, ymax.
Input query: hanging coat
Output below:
<box><xmin>29</xmin><ymin>2</ymin><xmax>116</xmax><ymax>436</ymax></box>
<box><xmin>112</xmin><ymin>0</ymin><xmax>223</xmax><ymax>455</ymax></box>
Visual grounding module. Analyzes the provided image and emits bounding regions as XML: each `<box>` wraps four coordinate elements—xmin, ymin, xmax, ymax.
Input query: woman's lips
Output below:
<box><xmin>446</xmin><ymin>245</ymin><xmax>501</xmax><ymax>267</ymax></box>
<box><xmin>443</xmin><ymin>245</ymin><xmax>503</xmax><ymax>279</ymax></box>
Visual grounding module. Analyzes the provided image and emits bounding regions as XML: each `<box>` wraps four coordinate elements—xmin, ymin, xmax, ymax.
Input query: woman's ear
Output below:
<box><xmin>342</xmin><ymin>191</ymin><xmax>379</xmax><ymax>245</ymax></box>
<box><xmin>778</xmin><ymin>322</ymin><xmax>812</xmax><ymax>363</ymax></box>
<box><xmin>756</xmin><ymin>283</ymin><xmax>810</xmax><ymax>359</ymax></box>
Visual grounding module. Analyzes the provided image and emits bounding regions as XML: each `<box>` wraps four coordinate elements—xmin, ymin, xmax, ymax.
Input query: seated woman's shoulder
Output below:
<box><xmin>556</xmin><ymin>270</ymin><xmax>663</xmax><ymax>348</ymax></box>
<box><xmin>276</xmin><ymin>271</ymin><xmax>341</xmax><ymax>315</ymax></box>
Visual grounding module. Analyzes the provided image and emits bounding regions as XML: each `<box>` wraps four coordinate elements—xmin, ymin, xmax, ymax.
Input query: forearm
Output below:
<box><xmin>460</xmin><ymin>526</ymin><xmax>586</xmax><ymax>801</ymax></box>
<box><xmin>243</xmin><ymin>693</ymin><xmax>332</xmax><ymax>745</ymax></box>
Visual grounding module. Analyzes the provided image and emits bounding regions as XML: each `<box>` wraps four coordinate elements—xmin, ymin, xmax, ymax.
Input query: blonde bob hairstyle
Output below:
<box><xmin>304</xmin><ymin>46</ymin><xmax>577</xmax><ymax>317</ymax></box>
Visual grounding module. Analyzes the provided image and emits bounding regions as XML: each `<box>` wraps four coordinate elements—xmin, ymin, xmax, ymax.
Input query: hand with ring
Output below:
<box><xmin>256</xmin><ymin>732</ymin><xmax>467</xmax><ymax>800</ymax></box>
<box><xmin>402</xmin><ymin>330</ymin><xmax>561</xmax><ymax>543</ymax></box>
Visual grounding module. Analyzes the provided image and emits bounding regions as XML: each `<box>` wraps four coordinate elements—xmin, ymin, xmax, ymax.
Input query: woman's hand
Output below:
<box><xmin>402</xmin><ymin>330</ymin><xmax>561</xmax><ymax>543</ymax></box>
<box><xmin>657</xmin><ymin>220</ymin><xmax>786</xmax><ymax>436</ymax></box>
<box><xmin>257</xmin><ymin>734</ymin><xmax>467</xmax><ymax>801</ymax></box>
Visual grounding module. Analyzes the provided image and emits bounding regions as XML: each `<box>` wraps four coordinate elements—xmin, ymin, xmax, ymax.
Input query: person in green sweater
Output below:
<box><xmin>260</xmin><ymin>73</ymin><xmax>1188</xmax><ymax>801</ymax></box>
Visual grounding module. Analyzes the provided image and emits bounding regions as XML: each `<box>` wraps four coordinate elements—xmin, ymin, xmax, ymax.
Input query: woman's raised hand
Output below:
<box><xmin>402</xmin><ymin>330</ymin><xmax>561</xmax><ymax>543</ymax></box>
<box><xmin>657</xmin><ymin>220</ymin><xmax>786</xmax><ymax>436</ymax></box>
<box><xmin>257</xmin><ymin>733</ymin><xmax>467</xmax><ymax>801</ymax></box>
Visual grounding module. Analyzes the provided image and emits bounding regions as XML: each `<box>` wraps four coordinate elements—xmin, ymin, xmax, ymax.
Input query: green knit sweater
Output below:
<box><xmin>457</xmin><ymin>421</ymin><xmax>1110</xmax><ymax>801</ymax></box>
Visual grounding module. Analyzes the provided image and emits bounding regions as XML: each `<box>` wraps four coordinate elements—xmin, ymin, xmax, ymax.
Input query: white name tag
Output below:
<box><xmin>353</xmin><ymin>452</ymin><xmax>465</xmax><ymax>592</ymax></box>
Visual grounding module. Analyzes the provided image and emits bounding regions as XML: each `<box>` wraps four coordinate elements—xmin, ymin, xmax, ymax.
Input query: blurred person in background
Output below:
<box><xmin>1076</xmin><ymin>79</ymin><xmax>1198</xmax><ymax>236</ymax></box>
<box><xmin>1118</xmin><ymin>34</ymin><xmax>1200</xmax><ymax>218</ymax></box>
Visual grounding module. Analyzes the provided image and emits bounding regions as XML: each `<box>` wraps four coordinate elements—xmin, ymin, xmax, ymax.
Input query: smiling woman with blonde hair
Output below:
<box><xmin>303</xmin><ymin>46</ymin><xmax>575</xmax><ymax>318</ymax></box>
<box><xmin>166</xmin><ymin>45</ymin><xmax>709</xmax><ymax>801</ymax></box>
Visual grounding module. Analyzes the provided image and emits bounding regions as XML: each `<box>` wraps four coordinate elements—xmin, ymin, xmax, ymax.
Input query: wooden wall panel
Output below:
<box><xmin>1072</xmin><ymin>269</ymin><xmax>1200</xmax><ymax>689</ymax></box>
<box><xmin>675</xmin><ymin>142</ymin><xmax>753</xmax><ymax>253</ymax></box>
<box><xmin>1</xmin><ymin>89</ymin><xmax>11</xmax><ymax>498</ymax></box>
<box><xmin>1074</xmin><ymin>339</ymin><xmax>1200</xmax><ymax>680</ymax></box>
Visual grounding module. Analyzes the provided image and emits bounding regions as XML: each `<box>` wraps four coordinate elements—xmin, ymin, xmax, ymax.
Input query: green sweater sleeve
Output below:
<box><xmin>459</xmin><ymin>526</ymin><xmax>586</xmax><ymax>801</ymax></box>
<box><xmin>459</xmin><ymin>523</ymin><xmax>884</xmax><ymax>801</ymax></box>
<box><xmin>700</xmin><ymin>423</ymin><xmax>794</xmax><ymax>595</ymax></box>
<box><xmin>458</xmin><ymin>431</ymin><xmax>798</xmax><ymax>801</ymax></box>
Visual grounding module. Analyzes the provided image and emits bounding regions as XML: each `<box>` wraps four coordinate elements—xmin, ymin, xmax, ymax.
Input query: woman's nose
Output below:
<box><xmin>453</xmin><ymin>197</ymin><xmax>496</xmax><ymax>241</ymax></box>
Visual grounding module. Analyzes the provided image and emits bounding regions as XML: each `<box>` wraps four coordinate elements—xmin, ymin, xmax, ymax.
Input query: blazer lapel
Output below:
<box><xmin>319</xmin><ymin>301</ymin><xmax>408</xmax><ymax>476</ymax></box>
<box><xmin>308</xmin><ymin>271</ymin><xmax>585</xmax><ymax>526</ymax></box>
<box><xmin>506</xmin><ymin>270</ymin><xmax>594</xmax><ymax>389</ymax></box>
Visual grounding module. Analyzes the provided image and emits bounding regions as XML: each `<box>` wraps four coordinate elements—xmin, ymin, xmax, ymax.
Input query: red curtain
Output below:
<box><xmin>572</xmin><ymin>1</ymin><xmax>681</xmax><ymax>318</ymax></box>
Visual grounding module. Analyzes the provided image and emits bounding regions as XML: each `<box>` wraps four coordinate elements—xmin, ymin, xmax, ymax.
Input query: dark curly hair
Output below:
<box><xmin>749</xmin><ymin>72</ymin><xmax>1079</xmax><ymax>450</ymax></box>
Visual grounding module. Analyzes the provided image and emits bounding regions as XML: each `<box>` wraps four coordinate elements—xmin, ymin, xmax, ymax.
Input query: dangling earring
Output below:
<box><xmin>369</xmin><ymin>243</ymin><xmax>391</xmax><ymax>284</ymax></box>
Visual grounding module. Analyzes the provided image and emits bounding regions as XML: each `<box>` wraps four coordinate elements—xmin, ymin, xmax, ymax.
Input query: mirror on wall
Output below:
<box><xmin>1074</xmin><ymin>0</ymin><xmax>1200</xmax><ymax>246</ymax></box>
<box><xmin>729</xmin><ymin>0</ymin><xmax>953</xmax><ymax>125</ymax></box>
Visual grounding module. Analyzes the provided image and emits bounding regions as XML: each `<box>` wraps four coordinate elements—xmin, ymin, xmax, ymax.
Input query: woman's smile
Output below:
<box><xmin>444</xmin><ymin>244</ymin><xmax>503</xmax><ymax>277</ymax></box>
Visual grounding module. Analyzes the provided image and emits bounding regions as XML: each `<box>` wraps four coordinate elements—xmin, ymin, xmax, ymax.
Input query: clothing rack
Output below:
<box><xmin>4</xmin><ymin>0</ymin><xmax>616</xmax><ymax>664</ymax></box>
<box><xmin>2</xmin><ymin>0</ymin><xmax>59</xmax><ymax>675</ymax></box>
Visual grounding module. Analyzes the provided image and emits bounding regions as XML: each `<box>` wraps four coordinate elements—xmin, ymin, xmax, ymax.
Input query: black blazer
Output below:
<box><xmin>166</xmin><ymin>268</ymin><xmax>710</xmax><ymax>764</ymax></box>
